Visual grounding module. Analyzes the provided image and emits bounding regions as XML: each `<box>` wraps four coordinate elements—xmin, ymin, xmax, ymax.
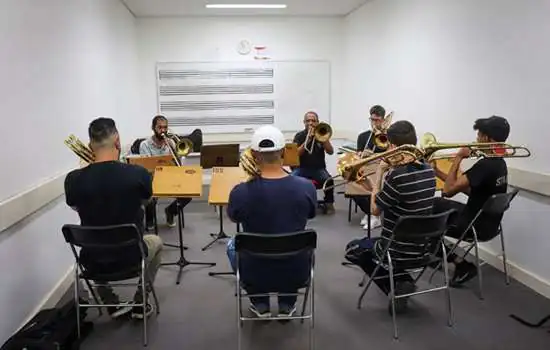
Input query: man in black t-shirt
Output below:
<box><xmin>65</xmin><ymin>117</ymin><xmax>163</xmax><ymax>320</ymax></box>
<box><xmin>355</xmin><ymin>105</ymin><xmax>387</xmax><ymax>229</ymax></box>
<box><xmin>432</xmin><ymin>116</ymin><xmax>510</xmax><ymax>286</ymax></box>
<box><xmin>292</xmin><ymin>111</ymin><xmax>335</xmax><ymax>214</ymax></box>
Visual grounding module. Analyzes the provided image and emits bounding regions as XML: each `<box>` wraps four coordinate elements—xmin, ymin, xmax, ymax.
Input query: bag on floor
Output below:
<box><xmin>1</xmin><ymin>299</ymin><xmax>93</xmax><ymax>350</ymax></box>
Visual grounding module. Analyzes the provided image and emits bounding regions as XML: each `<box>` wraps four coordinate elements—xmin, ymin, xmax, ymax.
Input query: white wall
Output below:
<box><xmin>0</xmin><ymin>0</ymin><xmax>140</xmax><ymax>204</ymax></box>
<box><xmin>0</xmin><ymin>0</ymin><xmax>138</xmax><ymax>342</ymax></box>
<box><xmin>345</xmin><ymin>0</ymin><xmax>550</xmax><ymax>292</ymax></box>
<box><xmin>345</xmin><ymin>0</ymin><xmax>550</xmax><ymax>174</ymax></box>
<box><xmin>136</xmin><ymin>17</ymin><xmax>346</xmax><ymax>134</ymax></box>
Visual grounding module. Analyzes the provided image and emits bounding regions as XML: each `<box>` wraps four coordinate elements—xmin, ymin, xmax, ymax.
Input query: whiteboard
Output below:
<box><xmin>156</xmin><ymin>61</ymin><xmax>330</xmax><ymax>134</ymax></box>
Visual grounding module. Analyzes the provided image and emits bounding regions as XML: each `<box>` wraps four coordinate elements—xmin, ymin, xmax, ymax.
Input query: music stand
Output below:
<box><xmin>283</xmin><ymin>142</ymin><xmax>300</xmax><ymax>167</ymax></box>
<box><xmin>128</xmin><ymin>154</ymin><xmax>177</xmax><ymax>237</ymax></box>
<box><xmin>153</xmin><ymin>165</ymin><xmax>216</xmax><ymax>284</ymax></box>
<box><xmin>200</xmin><ymin>144</ymin><xmax>240</xmax><ymax>169</ymax></box>
<box><xmin>202</xmin><ymin>165</ymin><xmax>247</xmax><ymax>251</ymax></box>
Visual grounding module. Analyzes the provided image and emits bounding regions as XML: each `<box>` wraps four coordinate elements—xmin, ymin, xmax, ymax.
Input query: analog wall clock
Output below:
<box><xmin>237</xmin><ymin>40</ymin><xmax>252</xmax><ymax>55</ymax></box>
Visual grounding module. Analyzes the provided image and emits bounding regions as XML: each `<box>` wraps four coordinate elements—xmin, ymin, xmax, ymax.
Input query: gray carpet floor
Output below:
<box><xmin>79</xmin><ymin>196</ymin><xmax>550</xmax><ymax>350</ymax></box>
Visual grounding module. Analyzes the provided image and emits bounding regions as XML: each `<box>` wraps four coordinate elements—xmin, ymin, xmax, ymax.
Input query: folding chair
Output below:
<box><xmin>61</xmin><ymin>224</ymin><xmax>160</xmax><ymax>347</ymax></box>
<box><xmin>311</xmin><ymin>180</ymin><xmax>328</xmax><ymax>214</ymax></box>
<box><xmin>357</xmin><ymin>210</ymin><xmax>455</xmax><ymax>339</ymax></box>
<box><xmin>431</xmin><ymin>189</ymin><xmax>519</xmax><ymax>300</ymax></box>
<box><xmin>235</xmin><ymin>230</ymin><xmax>317</xmax><ymax>350</ymax></box>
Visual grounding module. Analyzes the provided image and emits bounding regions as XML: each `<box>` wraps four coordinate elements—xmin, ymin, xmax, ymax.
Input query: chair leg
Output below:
<box><xmin>499</xmin><ymin>227</ymin><xmax>510</xmax><ymax>285</ymax></box>
<box><xmin>142</xmin><ymin>265</ymin><xmax>148</xmax><ymax>347</ymax></box>
<box><xmin>442</xmin><ymin>245</ymin><xmax>453</xmax><ymax>327</ymax></box>
<box><xmin>74</xmin><ymin>266</ymin><xmax>81</xmax><ymax>339</ymax></box>
<box><xmin>358</xmin><ymin>273</ymin><xmax>367</xmax><ymax>287</ymax></box>
<box><xmin>357</xmin><ymin>266</ymin><xmax>379</xmax><ymax>309</ymax></box>
<box><xmin>473</xmin><ymin>236</ymin><xmax>484</xmax><ymax>300</ymax></box>
<box><xmin>310</xmin><ymin>277</ymin><xmax>315</xmax><ymax>350</ymax></box>
<box><xmin>388</xmin><ymin>262</ymin><xmax>398</xmax><ymax>340</ymax></box>
<box><xmin>236</xmin><ymin>276</ymin><xmax>243</xmax><ymax>350</ymax></box>
<box><xmin>301</xmin><ymin>284</ymin><xmax>311</xmax><ymax>324</ymax></box>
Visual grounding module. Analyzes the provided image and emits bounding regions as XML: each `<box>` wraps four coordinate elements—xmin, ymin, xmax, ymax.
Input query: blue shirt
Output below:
<box><xmin>227</xmin><ymin>175</ymin><xmax>317</xmax><ymax>233</ymax></box>
<box><xmin>227</xmin><ymin>175</ymin><xmax>317</xmax><ymax>285</ymax></box>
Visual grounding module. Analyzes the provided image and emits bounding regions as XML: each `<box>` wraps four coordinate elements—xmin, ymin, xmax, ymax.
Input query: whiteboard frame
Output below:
<box><xmin>154</xmin><ymin>60</ymin><xmax>332</xmax><ymax>133</ymax></box>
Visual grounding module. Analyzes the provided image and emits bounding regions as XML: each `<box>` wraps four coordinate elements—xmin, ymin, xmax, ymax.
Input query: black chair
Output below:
<box><xmin>131</xmin><ymin>138</ymin><xmax>146</xmax><ymax>155</ymax></box>
<box><xmin>430</xmin><ymin>189</ymin><xmax>519</xmax><ymax>300</ymax></box>
<box><xmin>181</xmin><ymin>128</ymin><xmax>203</xmax><ymax>152</ymax></box>
<box><xmin>357</xmin><ymin>210</ymin><xmax>455</xmax><ymax>339</ymax></box>
<box><xmin>61</xmin><ymin>224</ymin><xmax>160</xmax><ymax>347</ymax></box>
<box><xmin>235</xmin><ymin>230</ymin><xmax>317</xmax><ymax>350</ymax></box>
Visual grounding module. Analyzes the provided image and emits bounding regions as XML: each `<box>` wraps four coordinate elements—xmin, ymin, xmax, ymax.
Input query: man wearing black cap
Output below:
<box><xmin>432</xmin><ymin>116</ymin><xmax>510</xmax><ymax>286</ymax></box>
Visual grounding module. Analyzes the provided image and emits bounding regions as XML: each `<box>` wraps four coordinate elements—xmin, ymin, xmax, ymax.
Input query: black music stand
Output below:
<box><xmin>154</xmin><ymin>166</ymin><xmax>216</xmax><ymax>285</ymax></box>
<box><xmin>200</xmin><ymin>146</ymin><xmax>241</xmax><ymax>251</ymax></box>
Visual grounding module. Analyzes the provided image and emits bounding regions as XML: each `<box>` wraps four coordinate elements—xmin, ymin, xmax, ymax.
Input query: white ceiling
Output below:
<box><xmin>121</xmin><ymin>0</ymin><xmax>369</xmax><ymax>17</ymax></box>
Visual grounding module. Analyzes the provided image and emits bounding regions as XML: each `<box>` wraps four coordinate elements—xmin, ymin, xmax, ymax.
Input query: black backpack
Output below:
<box><xmin>1</xmin><ymin>299</ymin><xmax>93</xmax><ymax>350</ymax></box>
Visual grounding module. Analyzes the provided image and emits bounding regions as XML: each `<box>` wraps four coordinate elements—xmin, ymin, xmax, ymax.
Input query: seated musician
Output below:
<box><xmin>431</xmin><ymin>116</ymin><xmax>510</xmax><ymax>286</ymax></box>
<box><xmin>226</xmin><ymin>125</ymin><xmax>317</xmax><ymax>318</ymax></box>
<box><xmin>64</xmin><ymin>117</ymin><xmax>162</xmax><ymax>319</ymax></box>
<box><xmin>292</xmin><ymin>111</ymin><xmax>335</xmax><ymax>214</ymax></box>
<box><xmin>345</xmin><ymin>121</ymin><xmax>436</xmax><ymax>314</ymax></box>
<box><xmin>354</xmin><ymin>105</ymin><xmax>387</xmax><ymax>230</ymax></box>
<box><xmin>139</xmin><ymin>115</ymin><xmax>191</xmax><ymax>229</ymax></box>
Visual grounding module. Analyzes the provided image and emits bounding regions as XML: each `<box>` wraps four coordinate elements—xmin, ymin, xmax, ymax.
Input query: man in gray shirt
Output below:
<box><xmin>140</xmin><ymin>115</ymin><xmax>191</xmax><ymax>229</ymax></box>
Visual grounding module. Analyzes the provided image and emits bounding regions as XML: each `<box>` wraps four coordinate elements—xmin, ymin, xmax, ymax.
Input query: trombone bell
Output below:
<box><xmin>175</xmin><ymin>138</ymin><xmax>194</xmax><ymax>157</ymax></box>
<box><xmin>314</xmin><ymin>122</ymin><xmax>332</xmax><ymax>143</ymax></box>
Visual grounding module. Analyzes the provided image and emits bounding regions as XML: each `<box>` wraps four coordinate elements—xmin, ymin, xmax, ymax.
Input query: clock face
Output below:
<box><xmin>237</xmin><ymin>40</ymin><xmax>252</xmax><ymax>55</ymax></box>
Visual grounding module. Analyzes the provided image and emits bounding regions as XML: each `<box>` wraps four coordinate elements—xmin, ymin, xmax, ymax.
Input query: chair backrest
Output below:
<box><xmin>131</xmin><ymin>138</ymin><xmax>145</xmax><ymax>155</ymax></box>
<box><xmin>62</xmin><ymin>224</ymin><xmax>145</xmax><ymax>257</ymax></box>
<box><xmin>235</xmin><ymin>229</ymin><xmax>317</xmax><ymax>258</ymax></box>
<box><xmin>480</xmin><ymin>188</ymin><xmax>519</xmax><ymax>216</ymax></box>
<box><xmin>382</xmin><ymin>209</ymin><xmax>455</xmax><ymax>266</ymax></box>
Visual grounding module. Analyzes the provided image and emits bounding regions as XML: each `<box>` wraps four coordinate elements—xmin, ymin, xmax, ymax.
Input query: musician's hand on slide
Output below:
<box><xmin>457</xmin><ymin>147</ymin><xmax>471</xmax><ymax>159</ymax></box>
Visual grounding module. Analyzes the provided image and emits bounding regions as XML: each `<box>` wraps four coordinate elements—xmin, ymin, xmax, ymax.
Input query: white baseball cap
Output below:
<box><xmin>250</xmin><ymin>125</ymin><xmax>285</xmax><ymax>152</ymax></box>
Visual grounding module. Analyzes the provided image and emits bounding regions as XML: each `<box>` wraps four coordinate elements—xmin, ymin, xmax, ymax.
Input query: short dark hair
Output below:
<box><xmin>304</xmin><ymin>111</ymin><xmax>319</xmax><ymax>121</ymax></box>
<box><xmin>369</xmin><ymin>105</ymin><xmax>386</xmax><ymax>118</ymax></box>
<box><xmin>387</xmin><ymin>120</ymin><xmax>417</xmax><ymax>146</ymax></box>
<box><xmin>253</xmin><ymin>150</ymin><xmax>283</xmax><ymax>165</ymax></box>
<box><xmin>88</xmin><ymin>117</ymin><xmax>118</xmax><ymax>148</ymax></box>
<box><xmin>473</xmin><ymin>115</ymin><xmax>510</xmax><ymax>142</ymax></box>
<box><xmin>152</xmin><ymin>115</ymin><xmax>168</xmax><ymax>128</ymax></box>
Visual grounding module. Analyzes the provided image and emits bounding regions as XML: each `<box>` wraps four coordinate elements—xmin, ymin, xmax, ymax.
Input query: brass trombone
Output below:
<box><xmin>162</xmin><ymin>130</ymin><xmax>194</xmax><ymax>165</ymax></box>
<box><xmin>322</xmin><ymin>144</ymin><xmax>424</xmax><ymax>191</ymax></box>
<box><xmin>369</xmin><ymin>111</ymin><xmax>393</xmax><ymax>151</ymax></box>
<box><xmin>239</xmin><ymin>148</ymin><xmax>261</xmax><ymax>180</ymax></box>
<box><xmin>304</xmin><ymin>122</ymin><xmax>332</xmax><ymax>154</ymax></box>
<box><xmin>420</xmin><ymin>132</ymin><xmax>531</xmax><ymax>161</ymax></box>
<box><xmin>64</xmin><ymin>135</ymin><xmax>95</xmax><ymax>164</ymax></box>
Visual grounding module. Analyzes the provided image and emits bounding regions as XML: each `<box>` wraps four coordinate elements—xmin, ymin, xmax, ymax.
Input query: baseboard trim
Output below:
<box><xmin>17</xmin><ymin>265</ymin><xmax>75</xmax><ymax>331</ymax></box>
<box><xmin>449</xmin><ymin>238</ymin><xmax>550</xmax><ymax>299</ymax></box>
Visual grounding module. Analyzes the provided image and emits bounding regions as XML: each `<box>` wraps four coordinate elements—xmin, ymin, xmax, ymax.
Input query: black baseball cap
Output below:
<box><xmin>473</xmin><ymin>116</ymin><xmax>510</xmax><ymax>142</ymax></box>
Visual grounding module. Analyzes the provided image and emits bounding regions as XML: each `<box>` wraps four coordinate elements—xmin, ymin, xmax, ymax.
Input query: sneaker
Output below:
<box><xmin>165</xmin><ymin>209</ymin><xmax>176</xmax><ymax>228</ymax></box>
<box><xmin>278</xmin><ymin>304</ymin><xmax>297</xmax><ymax>317</ymax></box>
<box><xmin>360</xmin><ymin>215</ymin><xmax>369</xmax><ymax>226</ymax></box>
<box><xmin>249</xmin><ymin>303</ymin><xmax>271</xmax><ymax>318</ymax></box>
<box><xmin>131</xmin><ymin>302</ymin><xmax>154</xmax><ymax>319</ymax></box>
<box><xmin>363</xmin><ymin>216</ymin><xmax>381</xmax><ymax>230</ymax></box>
<box><xmin>451</xmin><ymin>261</ymin><xmax>478</xmax><ymax>287</ymax></box>
<box><xmin>388</xmin><ymin>281</ymin><xmax>417</xmax><ymax>315</ymax></box>
<box><xmin>108</xmin><ymin>302</ymin><xmax>133</xmax><ymax>318</ymax></box>
<box><xmin>325</xmin><ymin>203</ymin><xmax>335</xmax><ymax>215</ymax></box>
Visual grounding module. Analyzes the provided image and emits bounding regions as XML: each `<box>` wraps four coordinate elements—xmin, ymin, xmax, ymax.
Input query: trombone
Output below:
<box><xmin>161</xmin><ymin>129</ymin><xmax>194</xmax><ymax>166</ymax></box>
<box><xmin>303</xmin><ymin>122</ymin><xmax>332</xmax><ymax>154</ymax></box>
<box><xmin>322</xmin><ymin>144</ymin><xmax>425</xmax><ymax>191</ymax></box>
<box><xmin>64</xmin><ymin>135</ymin><xmax>95</xmax><ymax>164</ymax></box>
<box><xmin>366</xmin><ymin>111</ymin><xmax>393</xmax><ymax>152</ymax></box>
<box><xmin>420</xmin><ymin>132</ymin><xmax>531</xmax><ymax>161</ymax></box>
<box><xmin>239</xmin><ymin>148</ymin><xmax>261</xmax><ymax>181</ymax></box>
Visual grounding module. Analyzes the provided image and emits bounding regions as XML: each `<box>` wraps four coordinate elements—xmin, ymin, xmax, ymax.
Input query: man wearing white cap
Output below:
<box><xmin>226</xmin><ymin>125</ymin><xmax>317</xmax><ymax>318</ymax></box>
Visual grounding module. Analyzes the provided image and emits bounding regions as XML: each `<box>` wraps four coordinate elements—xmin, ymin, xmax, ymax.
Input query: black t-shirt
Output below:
<box><xmin>357</xmin><ymin>130</ymin><xmax>386</xmax><ymax>154</ymax></box>
<box><xmin>294</xmin><ymin>129</ymin><xmax>326</xmax><ymax>170</ymax></box>
<box><xmin>463</xmin><ymin>158</ymin><xmax>508</xmax><ymax>238</ymax></box>
<box><xmin>64</xmin><ymin>161</ymin><xmax>153</xmax><ymax>268</ymax></box>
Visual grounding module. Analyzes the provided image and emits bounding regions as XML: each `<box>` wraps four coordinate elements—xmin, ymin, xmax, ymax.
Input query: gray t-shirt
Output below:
<box><xmin>139</xmin><ymin>137</ymin><xmax>174</xmax><ymax>156</ymax></box>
